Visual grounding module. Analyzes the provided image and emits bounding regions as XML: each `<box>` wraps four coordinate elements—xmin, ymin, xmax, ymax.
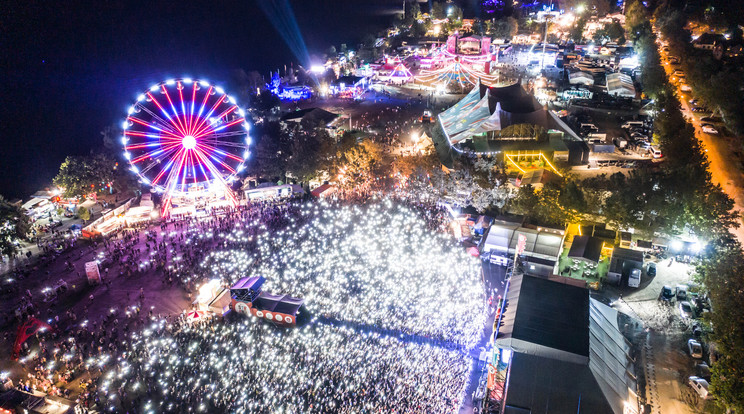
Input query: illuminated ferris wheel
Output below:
<box><xmin>121</xmin><ymin>78</ymin><xmax>250</xmax><ymax>216</ymax></box>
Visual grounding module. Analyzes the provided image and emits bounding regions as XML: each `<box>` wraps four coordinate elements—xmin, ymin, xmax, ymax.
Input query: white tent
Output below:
<box><xmin>569</xmin><ymin>71</ymin><xmax>595</xmax><ymax>86</ymax></box>
<box><xmin>606</xmin><ymin>72</ymin><xmax>636</xmax><ymax>98</ymax></box>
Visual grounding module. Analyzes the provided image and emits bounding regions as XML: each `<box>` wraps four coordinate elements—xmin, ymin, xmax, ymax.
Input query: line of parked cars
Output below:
<box><xmin>620</xmin><ymin>121</ymin><xmax>662</xmax><ymax>158</ymax></box>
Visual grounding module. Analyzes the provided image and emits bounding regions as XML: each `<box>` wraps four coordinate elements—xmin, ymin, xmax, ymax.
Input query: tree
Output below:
<box><xmin>448</xmin><ymin>5</ymin><xmax>463</xmax><ymax>21</ymax></box>
<box><xmin>489</xmin><ymin>17</ymin><xmax>519</xmax><ymax>39</ymax></box>
<box><xmin>338</xmin><ymin>142</ymin><xmax>378</xmax><ymax>188</ymax></box>
<box><xmin>569</xmin><ymin>15</ymin><xmax>589</xmax><ymax>43</ymax></box>
<box><xmin>624</xmin><ymin>0</ymin><xmax>647</xmax><ymax>34</ymax></box>
<box><xmin>77</xmin><ymin>206</ymin><xmax>91</xmax><ymax>223</ymax></box>
<box><xmin>605</xmin><ymin>21</ymin><xmax>626</xmax><ymax>44</ymax></box>
<box><xmin>698</xmin><ymin>246</ymin><xmax>744</xmax><ymax>412</ymax></box>
<box><xmin>431</xmin><ymin>2</ymin><xmax>446</xmax><ymax>20</ymax></box>
<box><xmin>250</xmin><ymin>121</ymin><xmax>288</xmax><ymax>181</ymax></box>
<box><xmin>53</xmin><ymin>154</ymin><xmax>117</xmax><ymax>199</ymax></box>
<box><xmin>0</xmin><ymin>196</ymin><xmax>30</xmax><ymax>257</ymax></box>
<box><xmin>286</xmin><ymin>124</ymin><xmax>335</xmax><ymax>183</ymax></box>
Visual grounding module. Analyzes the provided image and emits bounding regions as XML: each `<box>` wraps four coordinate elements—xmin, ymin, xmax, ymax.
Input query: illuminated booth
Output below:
<box><xmin>230</xmin><ymin>276</ymin><xmax>309</xmax><ymax>326</ymax></box>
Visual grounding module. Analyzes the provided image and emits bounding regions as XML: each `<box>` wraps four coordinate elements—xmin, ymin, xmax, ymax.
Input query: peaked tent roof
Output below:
<box><xmin>568</xmin><ymin>235</ymin><xmax>604</xmax><ymax>263</ymax></box>
<box><xmin>389</xmin><ymin>63</ymin><xmax>412</xmax><ymax>78</ymax></box>
<box><xmin>440</xmin><ymin>82</ymin><xmax>580</xmax><ymax>144</ymax></box>
<box><xmin>281</xmin><ymin>108</ymin><xmax>339</xmax><ymax>125</ymax></box>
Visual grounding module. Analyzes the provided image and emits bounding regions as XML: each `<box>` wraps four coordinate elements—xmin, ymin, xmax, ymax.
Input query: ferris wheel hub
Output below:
<box><xmin>182</xmin><ymin>135</ymin><xmax>196</xmax><ymax>150</ymax></box>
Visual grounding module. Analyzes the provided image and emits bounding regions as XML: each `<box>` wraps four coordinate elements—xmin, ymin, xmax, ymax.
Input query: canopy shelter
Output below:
<box><xmin>231</xmin><ymin>276</ymin><xmax>265</xmax><ymax>303</ymax></box>
<box><xmin>186</xmin><ymin>310</ymin><xmax>207</xmax><ymax>323</ymax></box>
<box><xmin>281</xmin><ymin>108</ymin><xmax>339</xmax><ymax>126</ymax></box>
<box><xmin>568</xmin><ymin>235</ymin><xmax>604</xmax><ymax>264</ymax></box>
<box><xmin>310</xmin><ymin>184</ymin><xmax>336</xmax><ymax>198</ymax></box>
<box><xmin>606</xmin><ymin>72</ymin><xmax>636</xmax><ymax>98</ymax></box>
<box><xmin>569</xmin><ymin>71</ymin><xmax>595</xmax><ymax>86</ymax></box>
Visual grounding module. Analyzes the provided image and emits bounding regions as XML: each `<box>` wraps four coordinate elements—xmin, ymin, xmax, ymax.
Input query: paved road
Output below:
<box><xmin>656</xmin><ymin>32</ymin><xmax>744</xmax><ymax>244</ymax></box>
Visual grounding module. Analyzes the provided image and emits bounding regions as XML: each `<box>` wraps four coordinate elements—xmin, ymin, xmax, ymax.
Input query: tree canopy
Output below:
<box><xmin>0</xmin><ymin>196</ymin><xmax>30</xmax><ymax>257</ymax></box>
<box><xmin>53</xmin><ymin>153</ymin><xmax>117</xmax><ymax>199</ymax></box>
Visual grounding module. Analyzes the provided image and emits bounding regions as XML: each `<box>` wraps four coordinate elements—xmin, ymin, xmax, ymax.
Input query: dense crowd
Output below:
<box><xmin>204</xmin><ymin>200</ymin><xmax>485</xmax><ymax>348</ymax></box>
<box><xmin>98</xmin><ymin>317</ymin><xmax>471</xmax><ymax>413</ymax></box>
<box><xmin>7</xmin><ymin>198</ymin><xmax>485</xmax><ymax>413</ymax></box>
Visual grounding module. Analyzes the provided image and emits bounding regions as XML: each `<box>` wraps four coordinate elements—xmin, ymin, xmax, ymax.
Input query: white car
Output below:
<box><xmin>628</xmin><ymin>268</ymin><xmax>641</xmax><ymax>288</ymax></box>
<box><xmin>680</xmin><ymin>84</ymin><xmax>692</xmax><ymax>92</ymax></box>
<box><xmin>688</xmin><ymin>376</ymin><xmax>711</xmax><ymax>400</ymax></box>
<box><xmin>688</xmin><ymin>339</ymin><xmax>703</xmax><ymax>359</ymax></box>
<box><xmin>702</xmin><ymin>124</ymin><xmax>718</xmax><ymax>134</ymax></box>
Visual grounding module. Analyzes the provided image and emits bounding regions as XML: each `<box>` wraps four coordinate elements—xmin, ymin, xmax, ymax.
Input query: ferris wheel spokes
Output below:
<box><xmin>122</xmin><ymin>78</ymin><xmax>250</xmax><ymax>218</ymax></box>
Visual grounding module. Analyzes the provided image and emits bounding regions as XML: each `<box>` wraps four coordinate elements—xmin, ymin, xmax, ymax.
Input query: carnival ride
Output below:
<box><xmin>415</xmin><ymin>36</ymin><xmax>501</xmax><ymax>89</ymax></box>
<box><xmin>416</xmin><ymin>57</ymin><xmax>500</xmax><ymax>89</ymax></box>
<box><xmin>122</xmin><ymin>79</ymin><xmax>251</xmax><ymax>217</ymax></box>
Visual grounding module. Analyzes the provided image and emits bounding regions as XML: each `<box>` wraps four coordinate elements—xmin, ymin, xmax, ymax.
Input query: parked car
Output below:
<box><xmin>689</xmin><ymin>98</ymin><xmax>699</xmax><ymax>105</ymax></box>
<box><xmin>691</xmin><ymin>106</ymin><xmax>709</xmax><ymax>112</ymax></box>
<box><xmin>648</xmin><ymin>146</ymin><xmax>663</xmax><ymax>159</ymax></box>
<box><xmin>637</xmin><ymin>141</ymin><xmax>652</xmax><ymax>150</ymax></box>
<box><xmin>688</xmin><ymin>339</ymin><xmax>703</xmax><ymax>359</ymax></box>
<box><xmin>646</xmin><ymin>262</ymin><xmax>657</xmax><ymax>277</ymax></box>
<box><xmin>622</xmin><ymin>121</ymin><xmax>645</xmax><ymax>130</ymax></box>
<box><xmin>688</xmin><ymin>376</ymin><xmax>711</xmax><ymax>400</ymax></box>
<box><xmin>679</xmin><ymin>301</ymin><xmax>694</xmax><ymax>319</ymax></box>
<box><xmin>628</xmin><ymin>268</ymin><xmax>641</xmax><ymax>288</ymax></box>
<box><xmin>702</xmin><ymin>124</ymin><xmax>718</xmax><ymax>134</ymax></box>
<box><xmin>676</xmin><ymin>284</ymin><xmax>688</xmax><ymax>300</ymax></box>
<box><xmin>692</xmin><ymin>323</ymin><xmax>703</xmax><ymax>338</ymax></box>
<box><xmin>659</xmin><ymin>285</ymin><xmax>674</xmax><ymax>303</ymax></box>
<box><xmin>696</xmin><ymin>362</ymin><xmax>711</xmax><ymax>380</ymax></box>
<box><xmin>680</xmin><ymin>83</ymin><xmax>692</xmax><ymax>92</ymax></box>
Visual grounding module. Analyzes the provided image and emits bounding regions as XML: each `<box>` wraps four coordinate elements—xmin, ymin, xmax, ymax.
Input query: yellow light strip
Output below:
<box><xmin>540</xmin><ymin>153</ymin><xmax>563</xmax><ymax>177</ymax></box>
<box><xmin>503</xmin><ymin>151</ymin><xmax>563</xmax><ymax>177</ymax></box>
<box><xmin>505</xmin><ymin>154</ymin><xmax>526</xmax><ymax>173</ymax></box>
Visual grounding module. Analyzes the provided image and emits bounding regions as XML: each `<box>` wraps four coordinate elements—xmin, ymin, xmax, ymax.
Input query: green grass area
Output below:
<box><xmin>557</xmin><ymin>251</ymin><xmax>610</xmax><ymax>282</ymax></box>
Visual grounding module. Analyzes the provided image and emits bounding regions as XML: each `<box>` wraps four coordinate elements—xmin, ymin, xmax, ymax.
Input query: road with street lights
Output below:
<box><xmin>656</xmin><ymin>29</ymin><xmax>744</xmax><ymax>244</ymax></box>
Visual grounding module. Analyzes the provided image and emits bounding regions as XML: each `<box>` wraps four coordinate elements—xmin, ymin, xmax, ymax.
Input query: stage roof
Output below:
<box><xmin>281</xmin><ymin>108</ymin><xmax>339</xmax><ymax>125</ymax></box>
<box><xmin>497</xmin><ymin>274</ymin><xmax>638</xmax><ymax>414</ymax></box>
<box><xmin>504</xmin><ymin>352</ymin><xmax>615</xmax><ymax>414</ymax></box>
<box><xmin>497</xmin><ymin>275</ymin><xmax>590</xmax><ymax>364</ymax></box>
<box><xmin>253</xmin><ymin>292</ymin><xmax>305</xmax><ymax>316</ymax></box>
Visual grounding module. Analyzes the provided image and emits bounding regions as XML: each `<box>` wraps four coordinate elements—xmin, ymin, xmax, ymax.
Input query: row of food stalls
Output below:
<box><xmin>81</xmin><ymin>195</ymin><xmax>158</xmax><ymax>238</ymax></box>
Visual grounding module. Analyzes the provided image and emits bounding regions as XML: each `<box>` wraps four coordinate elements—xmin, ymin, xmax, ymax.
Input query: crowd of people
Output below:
<box><xmin>204</xmin><ymin>200</ymin><xmax>485</xmax><ymax>348</ymax></box>
<box><xmin>99</xmin><ymin>317</ymin><xmax>471</xmax><ymax>413</ymax></box>
<box><xmin>5</xmin><ymin>195</ymin><xmax>486</xmax><ymax>413</ymax></box>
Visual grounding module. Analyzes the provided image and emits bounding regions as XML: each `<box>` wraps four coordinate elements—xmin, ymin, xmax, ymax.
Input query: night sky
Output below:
<box><xmin>0</xmin><ymin>0</ymin><xmax>406</xmax><ymax>200</ymax></box>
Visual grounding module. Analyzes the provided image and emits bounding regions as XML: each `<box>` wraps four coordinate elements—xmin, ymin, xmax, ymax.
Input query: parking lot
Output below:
<box><xmin>602</xmin><ymin>257</ymin><xmax>718</xmax><ymax>413</ymax></box>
